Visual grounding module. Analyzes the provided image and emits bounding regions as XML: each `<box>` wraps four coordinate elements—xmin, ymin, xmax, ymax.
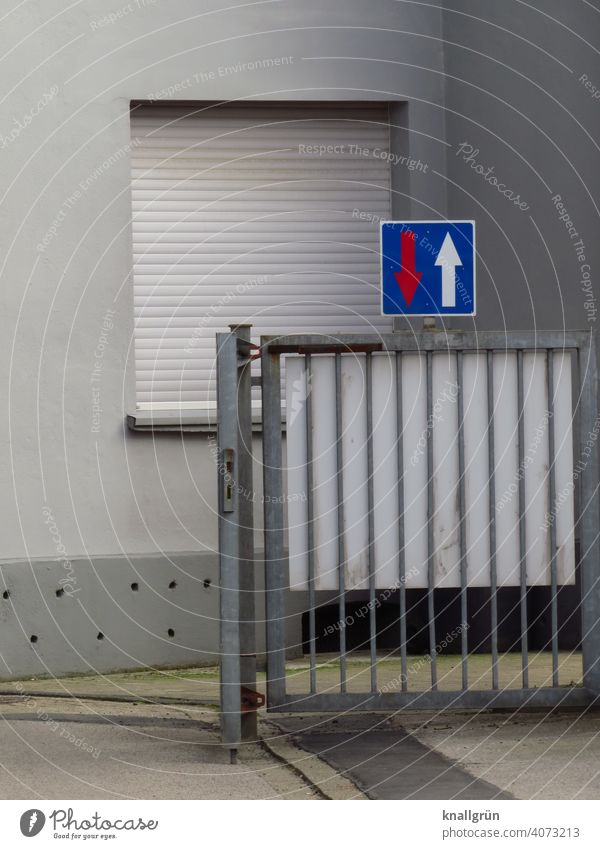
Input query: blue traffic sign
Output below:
<box><xmin>381</xmin><ymin>220</ymin><xmax>476</xmax><ymax>316</ymax></box>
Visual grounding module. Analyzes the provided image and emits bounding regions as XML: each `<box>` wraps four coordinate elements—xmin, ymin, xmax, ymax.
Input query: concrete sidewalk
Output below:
<box><xmin>0</xmin><ymin>667</ymin><xmax>364</xmax><ymax>800</ymax></box>
<box><xmin>2</xmin><ymin>661</ymin><xmax>596</xmax><ymax>800</ymax></box>
<box><xmin>0</xmin><ymin>697</ymin><xmax>322</xmax><ymax>800</ymax></box>
<box><xmin>399</xmin><ymin>709</ymin><xmax>600</xmax><ymax>800</ymax></box>
<box><xmin>3</xmin><ymin>651</ymin><xmax>583</xmax><ymax>704</ymax></box>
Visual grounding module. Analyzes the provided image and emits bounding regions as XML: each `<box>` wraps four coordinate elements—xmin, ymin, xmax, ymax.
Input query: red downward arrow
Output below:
<box><xmin>394</xmin><ymin>231</ymin><xmax>422</xmax><ymax>306</ymax></box>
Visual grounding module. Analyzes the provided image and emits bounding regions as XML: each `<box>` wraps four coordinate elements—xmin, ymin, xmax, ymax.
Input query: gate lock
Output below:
<box><xmin>222</xmin><ymin>448</ymin><xmax>234</xmax><ymax>512</ymax></box>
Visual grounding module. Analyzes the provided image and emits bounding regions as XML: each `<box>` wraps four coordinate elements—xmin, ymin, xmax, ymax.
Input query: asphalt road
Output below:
<box><xmin>272</xmin><ymin>714</ymin><xmax>511</xmax><ymax>800</ymax></box>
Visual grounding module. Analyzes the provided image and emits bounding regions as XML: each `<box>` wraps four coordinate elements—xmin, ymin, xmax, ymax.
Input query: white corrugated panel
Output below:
<box><xmin>286</xmin><ymin>352</ymin><xmax>576</xmax><ymax>589</ymax></box>
<box><xmin>130</xmin><ymin>102</ymin><xmax>392</xmax><ymax>408</ymax></box>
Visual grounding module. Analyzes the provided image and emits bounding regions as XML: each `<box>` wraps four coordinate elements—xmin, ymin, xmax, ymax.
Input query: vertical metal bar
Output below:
<box><xmin>487</xmin><ymin>351</ymin><xmax>499</xmax><ymax>690</ymax></box>
<box><xmin>217</xmin><ymin>332</ymin><xmax>241</xmax><ymax>753</ymax></box>
<box><xmin>366</xmin><ymin>353</ymin><xmax>377</xmax><ymax>692</ymax></box>
<box><xmin>517</xmin><ymin>349</ymin><xmax>529</xmax><ymax>688</ymax></box>
<box><xmin>261</xmin><ymin>339</ymin><xmax>286</xmax><ymax>708</ymax></box>
<box><xmin>230</xmin><ymin>325</ymin><xmax>257</xmax><ymax>740</ymax></box>
<box><xmin>396</xmin><ymin>352</ymin><xmax>407</xmax><ymax>691</ymax></box>
<box><xmin>305</xmin><ymin>354</ymin><xmax>317</xmax><ymax>694</ymax></box>
<box><xmin>457</xmin><ymin>351</ymin><xmax>468</xmax><ymax>691</ymax></box>
<box><xmin>579</xmin><ymin>334</ymin><xmax>600</xmax><ymax>695</ymax></box>
<box><xmin>547</xmin><ymin>350</ymin><xmax>559</xmax><ymax>687</ymax></box>
<box><xmin>426</xmin><ymin>350</ymin><xmax>437</xmax><ymax>689</ymax></box>
<box><xmin>335</xmin><ymin>354</ymin><xmax>347</xmax><ymax>693</ymax></box>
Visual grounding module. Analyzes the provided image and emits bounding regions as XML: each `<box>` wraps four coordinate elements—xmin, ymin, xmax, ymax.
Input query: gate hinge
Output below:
<box><xmin>241</xmin><ymin>686</ymin><xmax>266</xmax><ymax>712</ymax></box>
<box><xmin>237</xmin><ymin>339</ymin><xmax>261</xmax><ymax>364</ymax></box>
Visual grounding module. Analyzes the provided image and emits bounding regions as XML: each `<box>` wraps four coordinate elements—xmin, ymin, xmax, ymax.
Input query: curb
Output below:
<box><xmin>259</xmin><ymin>719</ymin><xmax>368</xmax><ymax>801</ymax></box>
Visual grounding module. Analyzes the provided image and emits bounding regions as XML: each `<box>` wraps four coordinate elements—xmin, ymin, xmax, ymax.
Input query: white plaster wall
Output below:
<box><xmin>0</xmin><ymin>0</ymin><xmax>446</xmax><ymax>562</ymax></box>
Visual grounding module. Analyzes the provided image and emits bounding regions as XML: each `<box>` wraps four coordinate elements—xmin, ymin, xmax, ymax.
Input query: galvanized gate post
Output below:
<box><xmin>230</xmin><ymin>324</ymin><xmax>258</xmax><ymax>740</ymax></box>
<box><xmin>579</xmin><ymin>332</ymin><xmax>600</xmax><ymax>696</ymax></box>
<box><xmin>216</xmin><ymin>331</ymin><xmax>242</xmax><ymax>758</ymax></box>
<box><xmin>261</xmin><ymin>338</ymin><xmax>287</xmax><ymax>708</ymax></box>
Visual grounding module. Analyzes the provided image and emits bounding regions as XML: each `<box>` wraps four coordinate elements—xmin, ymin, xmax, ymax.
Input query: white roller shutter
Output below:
<box><xmin>130</xmin><ymin>102</ymin><xmax>392</xmax><ymax>410</ymax></box>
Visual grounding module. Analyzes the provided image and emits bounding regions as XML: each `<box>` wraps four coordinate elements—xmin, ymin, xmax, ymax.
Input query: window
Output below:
<box><xmin>130</xmin><ymin>101</ymin><xmax>392</xmax><ymax>414</ymax></box>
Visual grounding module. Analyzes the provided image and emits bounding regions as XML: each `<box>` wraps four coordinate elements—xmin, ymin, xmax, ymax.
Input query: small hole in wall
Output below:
<box><xmin>167</xmin><ymin>628</ymin><xmax>175</xmax><ymax>638</ymax></box>
<box><xmin>2</xmin><ymin>590</ymin><xmax>9</xmax><ymax>600</ymax></box>
<box><xmin>30</xmin><ymin>635</ymin><xmax>38</xmax><ymax>644</ymax></box>
<box><xmin>131</xmin><ymin>582</ymin><xmax>139</xmax><ymax>592</ymax></box>
<box><xmin>56</xmin><ymin>588</ymin><xmax>64</xmax><ymax>598</ymax></box>
<box><xmin>97</xmin><ymin>632</ymin><xmax>104</xmax><ymax>641</ymax></box>
<box><xmin>168</xmin><ymin>581</ymin><xmax>177</xmax><ymax>590</ymax></box>
<box><xmin>203</xmin><ymin>578</ymin><xmax>211</xmax><ymax>589</ymax></box>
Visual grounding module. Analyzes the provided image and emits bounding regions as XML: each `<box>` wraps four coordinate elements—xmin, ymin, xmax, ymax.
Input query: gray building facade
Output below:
<box><xmin>0</xmin><ymin>0</ymin><xmax>597</xmax><ymax>677</ymax></box>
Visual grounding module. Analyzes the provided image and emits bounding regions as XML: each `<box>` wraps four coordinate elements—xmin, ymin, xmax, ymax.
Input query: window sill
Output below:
<box><xmin>127</xmin><ymin>407</ymin><xmax>277</xmax><ymax>433</ymax></box>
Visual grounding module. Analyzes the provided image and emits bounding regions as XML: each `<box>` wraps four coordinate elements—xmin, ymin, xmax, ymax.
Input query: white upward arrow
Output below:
<box><xmin>435</xmin><ymin>232</ymin><xmax>463</xmax><ymax>308</ymax></box>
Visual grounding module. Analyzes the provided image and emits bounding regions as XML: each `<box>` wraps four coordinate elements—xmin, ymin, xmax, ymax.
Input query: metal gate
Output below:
<box><xmin>218</xmin><ymin>328</ymin><xmax>600</xmax><ymax>749</ymax></box>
